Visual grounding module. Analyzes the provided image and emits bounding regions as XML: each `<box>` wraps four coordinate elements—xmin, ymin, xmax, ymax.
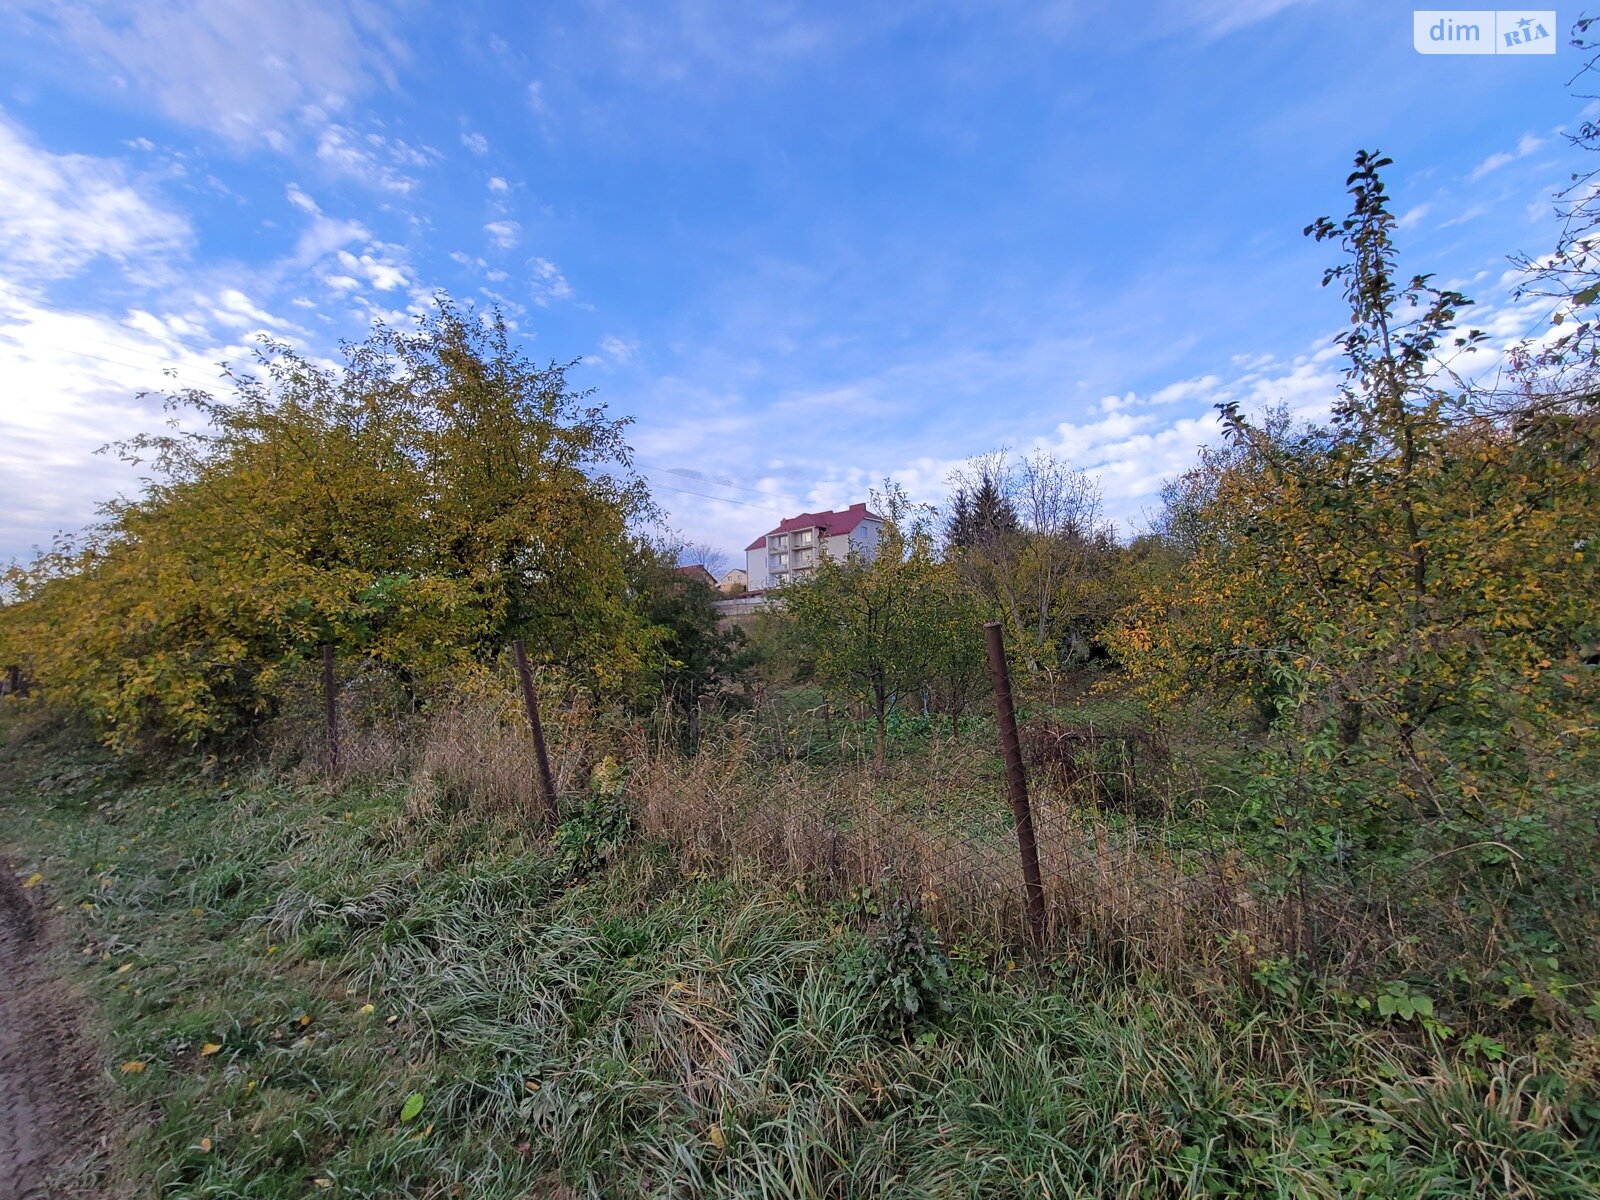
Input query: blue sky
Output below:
<box><xmin>0</xmin><ymin>1</ymin><xmax>1582</xmax><ymax>565</ymax></box>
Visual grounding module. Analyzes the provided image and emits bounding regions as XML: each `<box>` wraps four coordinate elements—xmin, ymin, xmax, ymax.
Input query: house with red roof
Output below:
<box><xmin>743</xmin><ymin>502</ymin><xmax>884</xmax><ymax>590</ymax></box>
<box><xmin>672</xmin><ymin>563</ymin><xmax>718</xmax><ymax>587</ymax></box>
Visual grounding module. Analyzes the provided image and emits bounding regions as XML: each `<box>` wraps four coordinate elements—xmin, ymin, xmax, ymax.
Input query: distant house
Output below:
<box><xmin>673</xmin><ymin>563</ymin><xmax>718</xmax><ymax>587</ymax></box>
<box><xmin>717</xmin><ymin>567</ymin><xmax>748</xmax><ymax>595</ymax></box>
<box><xmin>744</xmin><ymin>502</ymin><xmax>884</xmax><ymax>591</ymax></box>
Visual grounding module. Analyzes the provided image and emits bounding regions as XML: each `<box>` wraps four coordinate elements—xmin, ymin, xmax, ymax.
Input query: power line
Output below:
<box><xmin>646</xmin><ymin>479</ymin><xmax>785</xmax><ymax>514</ymax></box>
<box><xmin>634</xmin><ymin>458</ymin><xmax>801</xmax><ymax>506</ymax></box>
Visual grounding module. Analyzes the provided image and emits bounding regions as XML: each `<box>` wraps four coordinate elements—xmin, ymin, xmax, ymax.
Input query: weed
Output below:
<box><xmin>844</xmin><ymin>895</ymin><xmax>952</xmax><ymax>1035</ymax></box>
<box><xmin>4</xmin><ymin>714</ymin><xmax>1600</xmax><ymax>1197</ymax></box>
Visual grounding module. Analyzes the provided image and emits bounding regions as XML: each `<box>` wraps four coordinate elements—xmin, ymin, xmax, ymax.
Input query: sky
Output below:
<box><xmin>0</xmin><ymin>1</ymin><xmax>1584</xmax><ymax>566</ymax></box>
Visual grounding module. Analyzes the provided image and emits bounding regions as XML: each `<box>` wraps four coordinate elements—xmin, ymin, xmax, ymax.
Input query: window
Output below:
<box><xmin>769</xmin><ymin>533</ymin><xmax>788</xmax><ymax>550</ymax></box>
<box><xmin>769</xmin><ymin>552</ymin><xmax>788</xmax><ymax>571</ymax></box>
<box><xmin>794</xmin><ymin>529</ymin><xmax>813</xmax><ymax>547</ymax></box>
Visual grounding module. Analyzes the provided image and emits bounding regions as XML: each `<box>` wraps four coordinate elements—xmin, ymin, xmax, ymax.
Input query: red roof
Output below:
<box><xmin>673</xmin><ymin>563</ymin><xmax>718</xmax><ymax>585</ymax></box>
<box><xmin>745</xmin><ymin>502</ymin><xmax>881</xmax><ymax>551</ymax></box>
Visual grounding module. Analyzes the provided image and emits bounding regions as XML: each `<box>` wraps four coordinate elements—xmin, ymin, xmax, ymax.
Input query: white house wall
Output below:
<box><xmin>848</xmin><ymin>520</ymin><xmax>881</xmax><ymax>558</ymax></box>
<box><xmin>745</xmin><ymin>546</ymin><xmax>769</xmax><ymax>590</ymax></box>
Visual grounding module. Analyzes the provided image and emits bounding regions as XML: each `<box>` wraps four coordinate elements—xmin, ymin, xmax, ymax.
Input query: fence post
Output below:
<box><xmin>5</xmin><ymin>664</ymin><xmax>19</xmax><ymax>698</ymax></box>
<box><xmin>512</xmin><ymin>638</ymin><xmax>560</xmax><ymax>824</ymax></box>
<box><xmin>984</xmin><ymin>621</ymin><xmax>1047</xmax><ymax>943</ymax></box>
<box><xmin>321</xmin><ymin>642</ymin><xmax>340</xmax><ymax>779</ymax></box>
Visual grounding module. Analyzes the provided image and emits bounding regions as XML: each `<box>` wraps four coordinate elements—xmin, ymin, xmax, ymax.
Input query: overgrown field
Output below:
<box><xmin>5</xmin><ymin>712</ymin><xmax>1599</xmax><ymax>1199</ymax></box>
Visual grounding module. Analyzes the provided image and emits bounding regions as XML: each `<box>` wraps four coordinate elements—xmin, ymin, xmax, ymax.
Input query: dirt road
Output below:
<box><xmin>0</xmin><ymin>866</ymin><xmax>105</xmax><ymax>1198</ymax></box>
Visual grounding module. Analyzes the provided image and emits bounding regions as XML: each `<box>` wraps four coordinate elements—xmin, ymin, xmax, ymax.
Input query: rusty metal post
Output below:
<box><xmin>984</xmin><ymin>621</ymin><xmax>1046</xmax><ymax>942</ymax></box>
<box><xmin>321</xmin><ymin>642</ymin><xmax>339</xmax><ymax>779</ymax></box>
<box><xmin>512</xmin><ymin>638</ymin><xmax>560</xmax><ymax>824</ymax></box>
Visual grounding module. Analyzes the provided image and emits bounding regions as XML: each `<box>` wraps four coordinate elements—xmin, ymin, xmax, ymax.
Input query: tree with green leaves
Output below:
<box><xmin>784</xmin><ymin>483</ymin><xmax>944</xmax><ymax>766</ymax></box>
<box><xmin>1115</xmin><ymin>149</ymin><xmax>1598</xmax><ymax>819</ymax></box>
<box><xmin>628</xmin><ymin>541</ymin><xmax>754</xmax><ymax>749</ymax></box>
<box><xmin>944</xmin><ymin>460</ymin><xmax>1018</xmax><ymax>552</ymax></box>
<box><xmin>946</xmin><ymin>451</ymin><xmax>1123</xmax><ymax>677</ymax></box>
<box><xmin>922</xmin><ymin>562</ymin><xmax>989</xmax><ymax>735</ymax></box>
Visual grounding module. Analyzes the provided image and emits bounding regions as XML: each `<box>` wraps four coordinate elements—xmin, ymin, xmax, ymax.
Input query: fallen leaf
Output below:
<box><xmin>22</xmin><ymin>872</ymin><xmax>41</xmax><ymax>888</ymax></box>
<box><xmin>116</xmin><ymin>963</ymin><xmax>132</xmax><ymax>974</ymax></box>
<box><xmin>358</xmin><ymin>1003</ymin><xmax>374</xmax><ymax>1015</ymax></box>
<box><xmin>120</xmin><ymin>1061</ymin><xmax>145</xmax><ymax>1074</ymax></box>
<box><xmin>312</xmin><ymin>1178</ymin><xmax>332</xmax><ymax>1190</ymax></box>
<box><xmin>201</xmin><ymin>1043</ymin><xmax>223</xmax><ymax>1056</ymax></box>
<box><xmin>199</xmin><ymin>1137</ymin><xmax>212</xmax><ymax>1152</ymax></box>
<box><xmin>298</xmin><ymin>1014</ymin><xmax>311</xmax><ymax>1026</ymax></box>
<box><xmin>399</xmin><ymin>1092</ymin><xmax>424</xmax><ymax>1123</ymax></box>
<box><xmin>708</xmin><ymin>1124</ymin><xmax>725</xmax><ymax>1150</ymax></box>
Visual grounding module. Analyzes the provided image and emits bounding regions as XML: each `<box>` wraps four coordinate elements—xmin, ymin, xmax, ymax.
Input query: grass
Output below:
<box><xmin>4</xmin><ymin>710</ymin><xmax>1600</xmax><ymax>1198</ymax></box>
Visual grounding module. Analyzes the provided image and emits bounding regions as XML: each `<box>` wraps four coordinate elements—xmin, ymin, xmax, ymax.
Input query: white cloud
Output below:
<box><xmin>1149</xmin><ymin>374</ymin><xmax>1220</xmax><ymax>405</ymax></box>
<box><xmin>485</xmin><ymin>220</ymin><xmax>520</xmax><ymax>249</ymax></box>
<box><xmin>1169</xmin><ymin>0</ymin><xmax>1316</xmax><ymax>38</ymax></box>
<box><xmin>313</xmin><ymin>121</ymin><xmax>420</xmax><ymax>194</ymax></box>
<box><xmin>590</xmin><ymin>335</ymin><xmax>638</xmax><ymax>368</ymax></box>
<box><xmin>283</xmin><ymin>187</ymin><xmax>370</xmax><ymax>265</ymax></box>
<box><xmin>334</xmin><ymin>247</ymin><xmax>408</xmax><ymax>291</ymax></box>
<box><xmin>1442</xmin><ymin>203</ymin><xmax>1489</xmax><ymax>228</ymax></box>
<box><xmin>488</xmin><ymin>176</ymin><xmax>510</xmax><ymax>194</ymax></box>
<box><xmin>1470</xmin><ymin>132</ymin><xmax>1544</xmax><ymax>180</ymax></box>
<box><xmin>0</xmin><ymin>114</ymin><xmax>190</xmax><ymax>281</ymax></box>
<box><xmin>285</xmin><ymin>183</ymin><xmax>320</xmax><ymax>214</ymax></box>
<box><xmin>0</xmin><ymin>285</ymin><xmax>260</xmax><ymax>559</ymax></box>
<box><xmin>1398</xmin><ymin>203</ymin><xmax>1432</xmax><ymax>231</ymax></box>
<box><xmin>207</xmin><ymin>286</ymin><xmax>288</xmax><ymax>331</ymax></box>
<box><xmin>16</xmin><ymin>0</ymin><xmax>405</xmax><ymax>144</ymax></box>
<box><xmin>461</xmin><ymin>130</ymin><xmax>489</xmax><ymax>155</ymax></box>
<box><xmin>528</xmin><ymin>257</ymin><xmax>573</xmax><ymax>304</ymax></box>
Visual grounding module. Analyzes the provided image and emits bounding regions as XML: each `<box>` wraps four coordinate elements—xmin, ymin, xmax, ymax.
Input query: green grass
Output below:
<box><xmin>4</xmin><ymin>714</ymin><xmax>1599</xmax><ymax>1198</ymax></box>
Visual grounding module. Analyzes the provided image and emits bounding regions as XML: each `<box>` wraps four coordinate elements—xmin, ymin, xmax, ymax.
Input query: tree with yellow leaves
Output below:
<box><xmin>0</xmin><ymin>299</ymin><xmax>653</xmax><ymax>749</ymax></box>
<box><xmin>1117</xmin><ymin>149</ymin><xmax>1599</xmax><ymax>846</ymax></box>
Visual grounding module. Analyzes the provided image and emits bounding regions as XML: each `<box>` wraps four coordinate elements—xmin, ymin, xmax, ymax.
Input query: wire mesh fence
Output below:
<box><xmin>252</xmin><ymin>625</ymin><xmax>1600</xmax><ymax>992</ymax></box>
<box><xmin>624</xmin><ymin>649</ymin><xmax>1286</xmax><ymax>971</ymax></box>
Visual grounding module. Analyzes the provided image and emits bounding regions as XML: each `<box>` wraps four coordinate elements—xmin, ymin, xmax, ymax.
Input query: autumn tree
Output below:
<box><xmin>785</xmin><ymin>483</ymin><xmax>943</xmax><ymax>766</ymax></box>
<box><xmin>922</xmin><ymin>562</ymin><xmax>989</xmax><ymax>734</ymax></box>
<box><xmin>628</xmin><ymin>539</ymin><xmax>754</xmax><ymax>749</ymax></box>
<box><xmin>0</xmin><ymin>300</ymin><xmax>653</xmax><ymax>749</ymax></box>
<box><xmin>946</xmin><ymin>451</ymin><xmax>1122</xmax><ymax>677</ymax></box>
<box><xmin>944</xmin><ymin>460</ymin><xmax>1017</xmax><ymax>552</ymax></box>
<box><xmin>1113</xmin><ymin>151</ymin><xmax>1599</xmax><ymax>821</ymax></box>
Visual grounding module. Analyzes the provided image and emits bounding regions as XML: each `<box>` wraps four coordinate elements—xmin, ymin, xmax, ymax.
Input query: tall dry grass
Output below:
<box><xmin>626</xmin><ymin>710</ymin><xmax>1321</xmax><ymax>981</ymax></box>
<box><xmin>266</xmin><ymin>666</ymin><xmax>606</xmax><ymax>816</ymax></box>
<box><xmin>266</xmin><ymin>673</ymin><xmax>1358</xmax><ymax>986</ymax></box>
